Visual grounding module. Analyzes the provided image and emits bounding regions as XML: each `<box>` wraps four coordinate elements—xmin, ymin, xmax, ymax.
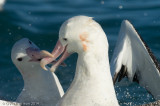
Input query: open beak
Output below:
<box><xmin>26</xmin><ymin>47</ymin><xmax>54</xmax><ymax>62</ymax></box>
<box><xmin>40</xmin><ymin>40</ymin><xmax>70</xmax><ymax>72</ymax></box>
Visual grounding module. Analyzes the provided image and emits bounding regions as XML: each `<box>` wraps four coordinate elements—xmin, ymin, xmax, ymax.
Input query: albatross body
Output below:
<box><xmin>11</xmin><ymin>38</ymin><xmax>64</xmax><ymax>106</ymax></box>
<box><xmin>111</xmin><ymin>20</ymin><xmax>160</xmax><ymax>100</ymax></box>
<box><xmin>41</xmin><ymin>16</ymin><xmax>119</xmax><ymax>106</ymax></box>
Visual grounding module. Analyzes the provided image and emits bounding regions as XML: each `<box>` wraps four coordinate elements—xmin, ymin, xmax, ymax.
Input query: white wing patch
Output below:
<box><xmin>111</xmin><ymin>20</ymin><xmax>160</xmax><ymax>100</ymax></box>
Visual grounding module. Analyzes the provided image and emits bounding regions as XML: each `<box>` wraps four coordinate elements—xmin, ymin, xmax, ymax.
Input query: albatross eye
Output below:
<box><xmin>17</xmin><ymin>58</ymin><xmax>23</xmax><ymax>61</ymax></box>
<box><xmin>28</xmin><ymin>40</ymin><xmax>32</xmax><ymax>44</ymax></box>
<box><xmin>63</xmin><ymin>38</ymin><xmax>68</xmax><ymax>41</ymax></box>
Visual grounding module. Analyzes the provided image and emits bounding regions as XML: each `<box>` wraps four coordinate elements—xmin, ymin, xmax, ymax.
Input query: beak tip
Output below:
<box><xmin>42</xmin><ymin>66</ymin><xmax>48</xmax><ymax>71</ymax></box>
<box><xmin>40</xmin><ymin>60</ymin><xmax>48</xmax><ymax>71</ymax></box>
<box><xmin>51</xmin><ymin>55</ymin><xmax>54</xmax><ymax>58</ymax></box>
<box><xmin>50</xmin><ymin>66</ymin><xmax>57</xmax><ymax>72</ymax></box>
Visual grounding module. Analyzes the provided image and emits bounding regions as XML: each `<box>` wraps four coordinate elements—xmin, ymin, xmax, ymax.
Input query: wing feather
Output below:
<box><xmin>111</xmin><ymin>20</ymin><xmax>160</xmax><ymax>100</ymax></box>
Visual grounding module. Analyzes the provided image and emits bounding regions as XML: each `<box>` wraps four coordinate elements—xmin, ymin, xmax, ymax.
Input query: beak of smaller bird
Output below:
<box><xmin>40</xmin><ymin>40</ymin><xmax>70</xmax><ymax>72</ymax></box>
<box><xmin>26</xmin><ymin>47</ymin><xmax>54</xmax><ymax>62</ymax></box>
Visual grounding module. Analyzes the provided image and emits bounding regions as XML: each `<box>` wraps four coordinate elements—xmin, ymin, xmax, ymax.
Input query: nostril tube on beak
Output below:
<box><xmin>26</xmin><ymin>47</ymin><xmax>54</xmax><ymax>62</ymax></box>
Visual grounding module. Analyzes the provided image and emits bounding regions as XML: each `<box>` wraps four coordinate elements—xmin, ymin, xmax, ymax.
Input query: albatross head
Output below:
<box><xmin>59</xmin><ymin>16</ymin><xmax>94</xmax><ymax>53</ymax></box>
<box><xmin>11</xmin><ymin>38</ymin><xmax>53</xmax><ymax>71</ymax></box>
<box><xmin>40</xmin><ymin>16</ymin><xmax>109</xmax><ymax>71</ymax></box>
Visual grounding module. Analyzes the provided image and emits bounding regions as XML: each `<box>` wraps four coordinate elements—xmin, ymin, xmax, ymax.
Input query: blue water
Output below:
<box><xmin>0</xmin><ymin>0</ymin><xmax>160</xmax><ymax>105</ymax></box>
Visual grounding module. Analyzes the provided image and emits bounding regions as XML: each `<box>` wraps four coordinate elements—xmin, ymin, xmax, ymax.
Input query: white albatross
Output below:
<box><xmin>11</xmin><ymin>38</ymin><xmax>64</xmax><ymax>106</ymax></box>
<box><xmin>111</xmin><ymin>20</ymin><xmax>160</xmax><ymax>100</ymax></box>
<box><xmin>40</xmin><ymin>16</ymin><xmax>119</xmax><ymax>106</ymax></box>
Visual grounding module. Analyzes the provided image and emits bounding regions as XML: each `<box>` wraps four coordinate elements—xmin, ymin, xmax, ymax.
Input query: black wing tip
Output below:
<box><xmin>113</xmin><ymin>73</ymin><xmax>118</xmax><ymax>85</ymax></box>
<box><xmin>113</xmin><ymin>65</ymin><xmax>127</xmax><ymax>84</ymax></box>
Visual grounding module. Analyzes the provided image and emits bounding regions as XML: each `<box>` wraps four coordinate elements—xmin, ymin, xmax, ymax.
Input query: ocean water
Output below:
<box><xmin>0</xmin><ymin>0</ymin><xmax>160</xmax><ymax>105</ymax></box>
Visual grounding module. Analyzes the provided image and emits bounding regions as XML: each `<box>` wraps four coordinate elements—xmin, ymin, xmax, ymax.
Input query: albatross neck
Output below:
<box><xmin>75</xmin><ymin>50</ymin><xmax>112</xmax><ymax>81</ymax></box>
<box><xmin>18</xmin><ymin>62</ymin><xmax>49</xmax><ymax>87</ymax></box>
<box><xmin>60</xmin><ymin>50</ymin><xmax>119</xmax><ymax>106</ymax></box>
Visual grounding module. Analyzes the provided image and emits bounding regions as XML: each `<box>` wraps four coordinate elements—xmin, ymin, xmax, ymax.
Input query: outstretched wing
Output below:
<box><xmin>111</xmin><ymin>20</ymin><xmax>160</xmax><ymax>100</ymax></box>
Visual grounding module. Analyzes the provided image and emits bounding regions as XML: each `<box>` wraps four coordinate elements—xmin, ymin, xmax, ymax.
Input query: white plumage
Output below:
<box><xmin>111</xmin><ymin>20</ymin><xmax>160</xmax><ymax>100</ymax></box>
<box><xmin>4</xmin><ymin>16</ymin><xmax>159</xmax><ymax>106</ymax></box>
<box><xmin>11</xmin><ymin>38</ymin><xmax>64</xmax><ymax>106</ymax></box>
<box><xmin>42</xmin><ymin>16</ymin><xmax>160</xmax><ymax>105</ymax></box>
<box><xmin>41</xmin><ymin>16</ymin><xmax>119</xmax><ymax>106</ymax></box>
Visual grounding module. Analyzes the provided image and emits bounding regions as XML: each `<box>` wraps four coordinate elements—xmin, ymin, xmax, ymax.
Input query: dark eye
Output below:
<box><xmin>29</xmin><ymin>40</ymin><xmax>32</xmax><ymax>44</ymax></box>
<box><xmin>17</xmin><ymin>58</ymin><xmax>23</xmax><ymax>61</ymax></box>
<box><xmin>38</xmin><ymin>58</ymin><xmax>42</xmax><ymax>61</ymax></box>
<box><xmin>63</xmin><ymin>38</ymin><xmax>68</xmax><ymax>41</ymax></box>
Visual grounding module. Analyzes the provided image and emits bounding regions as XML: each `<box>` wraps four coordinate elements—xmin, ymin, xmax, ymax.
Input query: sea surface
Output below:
<box><xmin>0</xmin><ymin>0</ymin><xmax>160</xmax><ymax>105</ymax></box>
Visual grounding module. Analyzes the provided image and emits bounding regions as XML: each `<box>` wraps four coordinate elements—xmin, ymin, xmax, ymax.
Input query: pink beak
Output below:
<box><xmin>40</xmin><ymin>40</ymin><xmax>70</xmax><ymax>72</ymax></box>
<box><xmin>26</xmin><ymin>47</ymin><xmax>54</xmax><ymax>62</ymax></box>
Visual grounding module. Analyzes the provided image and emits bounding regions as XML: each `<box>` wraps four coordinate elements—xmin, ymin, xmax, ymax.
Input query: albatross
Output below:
<box><xmin>11</xmin><ymin>38</ymin><xmax>64</xmax><ymax>105</ymax></box>
<box><xmin>111</xmin><ymin>20</ymin><xmax>160</xmax><ymax>100</ymax></box>
<box><xmin>40</xmin><ymin>16</ymin><xmax>160</xmax><ymax>105</ymax></box>
<box><xmin>40</xmin><ymin>16</ymin><xmax>119</xmax><ymax>106</ymax></box>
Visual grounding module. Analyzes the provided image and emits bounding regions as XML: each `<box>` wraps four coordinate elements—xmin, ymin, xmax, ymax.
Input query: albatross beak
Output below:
<box><xmin>26</xmin><ymin>47</ymin><xmax>54</xmax><ymax>62</ymax></box>
<box><xmin>40</xmin><ymin>40</ymin><xmax>70</xmax><ymax>72</ymax></box>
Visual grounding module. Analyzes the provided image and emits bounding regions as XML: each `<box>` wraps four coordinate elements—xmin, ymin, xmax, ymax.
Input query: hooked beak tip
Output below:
<box><xmin>40</xmin><ymin>60</ymin><xmax>48</xmax><ymax>71</ymax></box>
<box><xmin>39</xmin><ymin>40</ymin><xmax>70</xmax><ymax>72</ymax></box>
<box><xmin>50</xmin><ymin>66</ymin><xmax>56</xmax><ymax>72</ymax></box>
